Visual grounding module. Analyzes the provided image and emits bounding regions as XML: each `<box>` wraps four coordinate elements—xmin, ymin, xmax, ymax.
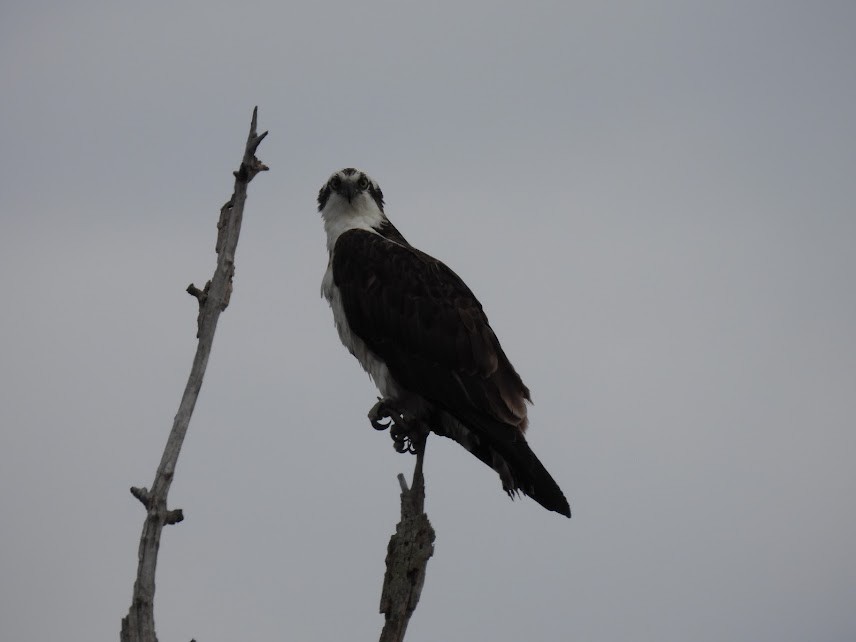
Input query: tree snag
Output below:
<box><xmin>120</xmin><ymin>107</ymin><xmax>267</xmax><ymax>642</ymax></box>
<box><xmin>377</xmin><ymin>420</ymin><xmax>436</xmax><ymax>642</ymax></box>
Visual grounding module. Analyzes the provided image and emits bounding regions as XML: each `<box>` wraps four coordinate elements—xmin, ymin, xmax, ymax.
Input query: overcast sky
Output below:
<box><xmin>1</xmin><ymin>2</ymin><xmax>854</xmax><ymax>641</ymax></box>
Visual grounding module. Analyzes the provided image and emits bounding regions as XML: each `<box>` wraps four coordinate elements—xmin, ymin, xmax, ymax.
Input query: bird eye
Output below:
<box><xmin>357</xmin><ymin>176</ymin><xmax>369</xmax><ymax>190</ymax></box>
<box><xmin>330</xmin><ymin>176</ymin><xmax>341</xmax><ymax>189</ymax></box>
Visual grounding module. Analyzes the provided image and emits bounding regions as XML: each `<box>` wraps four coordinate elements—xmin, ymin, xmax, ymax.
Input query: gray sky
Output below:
<box><xmin>1</xmin><ymin>2</ymin><xmax>854</xmax><ymax>641</ymax></box>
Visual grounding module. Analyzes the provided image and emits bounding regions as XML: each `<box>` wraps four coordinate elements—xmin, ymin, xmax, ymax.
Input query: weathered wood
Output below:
<box><xmin>120</xmin><ymin>108</ymin><xmax>267</xmax><ymax>642</ymax></box>
<box><xmin>379</xmin><ymin>434</ymin><xmax>436</xmax><ymax>642</ymax></box>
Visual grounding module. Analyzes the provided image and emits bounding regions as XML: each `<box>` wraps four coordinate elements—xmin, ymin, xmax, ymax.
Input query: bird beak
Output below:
<box><xmin>340</xmin><ymin>182</ymin><xmax>357</xmax><ymax>203</ymax></box>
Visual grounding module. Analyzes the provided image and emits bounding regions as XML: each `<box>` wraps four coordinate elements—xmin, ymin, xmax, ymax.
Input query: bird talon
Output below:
<box><xmin>367</xmin><ymin>399</ymin><xmax>422</xmax><ymax>454</ymax></box>
<box><xmin>371</xmin><ymin>416</ymin><xmax>392</xmax><ymax>431</ymax></box>
<box><xmin>368</xmin><ymin>398</ymin><xmax>395</xmax><ymax>431</ymax></box>
<box><xmin>393</xmin><ymin>435</ymin><xmax>410</xmax><ymax>454</ymax></box>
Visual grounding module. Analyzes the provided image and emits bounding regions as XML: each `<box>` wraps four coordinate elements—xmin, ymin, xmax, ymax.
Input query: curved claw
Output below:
<box><xmin>368</xmin><ymin>398</ymin><xmax>394</xmax><ymax>431</ymax></box>
<box><xmin>372</xmin><ymin>415</ymin><xmax>392</xmax><ymax>431</ymax></box>
<box><xmin>393</xmin><ymin>436</ymin><xmax>410</xmax><ymax>454</ymax></box>
<box><xmin>367</xmin><ymin>398</ymin><xmax>427</xmax><ymax>455</ymax></box>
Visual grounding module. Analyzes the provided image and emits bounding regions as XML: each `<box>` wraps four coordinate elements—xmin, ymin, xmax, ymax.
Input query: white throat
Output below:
<box><xmin>321</xmin><ymin>193</ymin><xmax>385</xmax><ymax>254</ymax></box>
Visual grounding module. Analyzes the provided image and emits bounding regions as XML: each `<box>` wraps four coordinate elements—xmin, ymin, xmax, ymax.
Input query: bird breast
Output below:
<box><xmin>322</xmin><ymin>260</ymin><xmax>397</xmax><ymax>399</ymax></box>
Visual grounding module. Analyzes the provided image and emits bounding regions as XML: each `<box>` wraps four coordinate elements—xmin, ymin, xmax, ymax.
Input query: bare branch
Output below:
<box><xmin>379</xmin><ymin>433</ymin><xmax>436</xmax><ymax>642</ymax></box>
<box><xmin>120</xmin><ymin>108</ymin><xmax>267</xmax><ymax>642</ymax></box>
<box><xmin>129</xmin><ymin>487</ymin><xmax>151</xmax><ymax>508</ymax></box>
<box><xmin>164</xmin><ymin>509</ymin><xmax>185</xmax><ymax>525</ymax></box>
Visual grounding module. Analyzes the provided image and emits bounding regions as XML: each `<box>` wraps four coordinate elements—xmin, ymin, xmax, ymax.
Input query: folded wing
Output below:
<box><xmin>333</xmin><ymin>229</ymin><xmax>570</xmax><ymax>517</ymax></box>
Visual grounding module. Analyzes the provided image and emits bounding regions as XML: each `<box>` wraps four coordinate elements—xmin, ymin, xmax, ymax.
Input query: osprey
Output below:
<box><xmin>319</xmin><ymin>168</ymin><xmax>570</xmax><ymax>517</ymax></box>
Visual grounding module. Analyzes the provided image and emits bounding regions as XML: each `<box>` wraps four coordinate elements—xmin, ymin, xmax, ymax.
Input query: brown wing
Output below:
<box><xmin>333</xmin><ymin>229</ymin><xmax>530</xmax><ymax>430</ymax></box>
<box><xmin>333</xmin><ymin>229</ymin><xmax>571</xmax><ymax>517</ymax></box>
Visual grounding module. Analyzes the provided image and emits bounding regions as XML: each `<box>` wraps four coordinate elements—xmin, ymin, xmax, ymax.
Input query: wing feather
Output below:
<box><xmin>333</xmin><ymin>229</ymin><xmax>571</xmax><ymax>517</ymax></box>
<box><xmin>333</xmin><ymin>229</ymin><xmax>529</xmax><ymax>429</ymax></box>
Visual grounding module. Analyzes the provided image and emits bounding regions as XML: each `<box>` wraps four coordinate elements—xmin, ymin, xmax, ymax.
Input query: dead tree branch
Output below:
<box><xmin>379</xmin><ymin>433</ymin><xmax>436</xmax><ymax>642</ymax></box>
<box><xmin>120</xmin><ymin>107</ymin><xmax>268</xmax><ymax>642</ymax></box>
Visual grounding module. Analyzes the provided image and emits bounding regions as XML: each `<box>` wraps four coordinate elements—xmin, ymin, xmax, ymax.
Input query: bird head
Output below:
<box><xmin>318</xmin><ymin>168</ymin><xmax>391</xmax><ymax>252</ymax></box>
<box><xmin>317</xmin><ymin>167</ymin><xmax>384</xmax><ymax>213</ymax></box>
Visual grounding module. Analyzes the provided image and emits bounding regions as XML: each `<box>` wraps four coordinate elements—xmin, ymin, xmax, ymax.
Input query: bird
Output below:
<box><xmin>318</xmin><ymin>167</ymin><xmax>570</xmax><ymax>517</ymax></box>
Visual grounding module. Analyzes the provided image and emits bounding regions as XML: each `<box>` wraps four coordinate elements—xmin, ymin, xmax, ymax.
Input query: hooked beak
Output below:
<box><xmin>339</xmin><ymin>182</ymin><xmax>357</xmax><ymax>203</ymax></box>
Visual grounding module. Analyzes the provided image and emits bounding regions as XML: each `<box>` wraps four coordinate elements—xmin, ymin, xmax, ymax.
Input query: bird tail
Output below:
<box><xmin>436</xmin><ymin>410</ymin><xmax>571</xmax><ymax>517</ymax></box>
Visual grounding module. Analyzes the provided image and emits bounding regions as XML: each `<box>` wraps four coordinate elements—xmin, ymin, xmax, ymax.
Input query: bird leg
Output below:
<box><xmin>368</xmin><ymin>397</ymin><xmax>429</xmax><ymax>455</ymax></box>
